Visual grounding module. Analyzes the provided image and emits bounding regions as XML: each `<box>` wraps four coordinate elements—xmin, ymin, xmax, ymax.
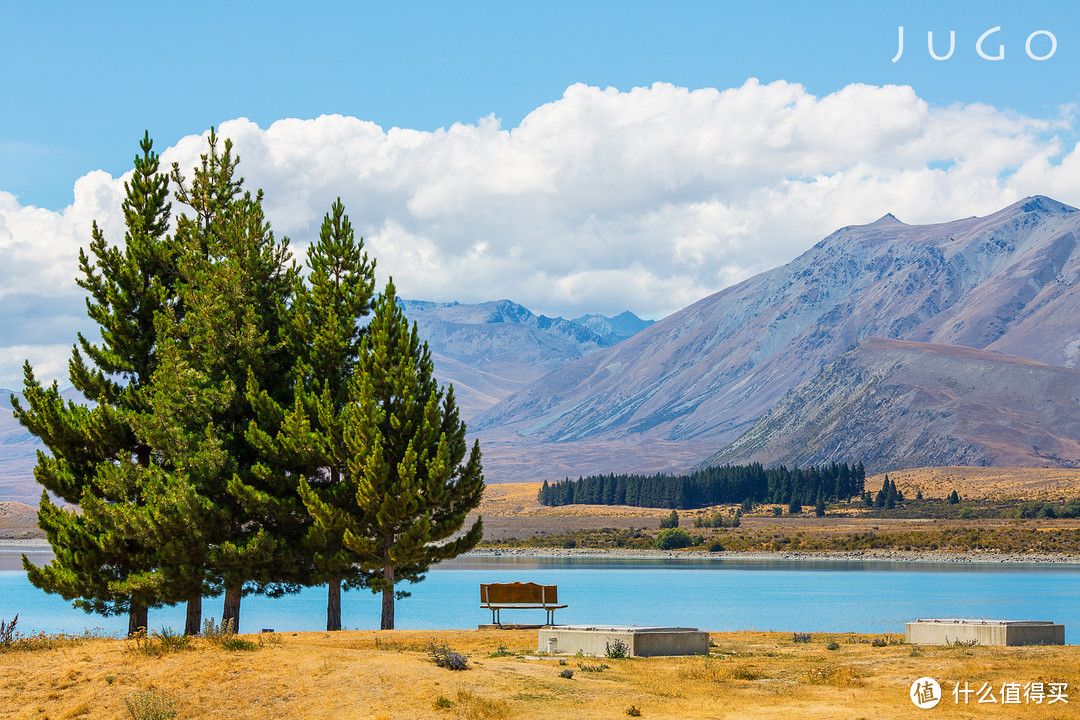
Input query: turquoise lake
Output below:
<box><xmin>3</xmin><ymin>549</ymin><xmax>1079</xmax><ymax>641</ymax></box>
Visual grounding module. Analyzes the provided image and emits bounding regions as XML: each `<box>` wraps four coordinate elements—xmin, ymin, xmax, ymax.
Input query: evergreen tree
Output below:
<box><xmin>814</xmin><ymin>494</ymin><xmax>826</xmax><ymax>517</ymax></box>
<box><xmin>302</xmin><ymin>281</ymin><xmax>483</xmax><ymax>629</ymax></box>
<box><xmin>134</xmin><ymin>130</ymin><xmax>299</xmax><ymax>633</ymax></box>
<box><xmin>884</xmin><ymin>474</ymin><xmax>896</xmax><ymax>509</ymax></box>
<box><xmin>250</xmin><ymin>198</ymin><xmax>376</xmax><ymax>631</ymax></box>
<box><xmin>660</xmin><ymin>509</ymin><xmax>679</xmax><ymax>528</ymax></box>
<box><xmin>12</xmin><ymin>133</ymin><xmax>178</xmax><ymax>636</ymax></box>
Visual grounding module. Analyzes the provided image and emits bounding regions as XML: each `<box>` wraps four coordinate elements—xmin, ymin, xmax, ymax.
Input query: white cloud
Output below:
<box><xmin>3</xmin><ymin>79</ymin><xmax>1080</xmax><ymax>388</ymax></box>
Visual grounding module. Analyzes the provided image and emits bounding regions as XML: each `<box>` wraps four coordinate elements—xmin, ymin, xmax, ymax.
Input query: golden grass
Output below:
<box><xmin>480</xmin><ymin>466</ymin><xmax>1080</xmax><ymax>519</ymax></box>
<box><xmin>868</xmin><ymin>467</ymin><xmax>1080</xmax><ymax>501</ymax></box>
<box><xmin>2</xmin><ymin>629</ymin><xmax>1078</xmax><ymax>719</ymax></box>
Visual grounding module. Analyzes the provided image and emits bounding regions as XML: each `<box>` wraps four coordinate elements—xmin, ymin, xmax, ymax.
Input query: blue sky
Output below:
<box><xmin>1</xmin><ymin>1</ymin><xmax>1079</xmax><ymax>387</ymax></box>
<box><xmin>3</xmin><ymin>1</ymin><xmax>1076</xmax><ymax>209</ymax></box>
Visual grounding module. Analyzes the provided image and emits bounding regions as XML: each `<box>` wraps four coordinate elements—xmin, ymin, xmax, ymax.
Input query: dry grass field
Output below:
<box><xmin>3</xmin><ymin>629</ymin><xmax>1079</xmax><ymax>720</ymax></box>
<box><xmin>475</xmin><ymin>469</ymin><xmax>1080</xmax><ymax>550</ymax></box>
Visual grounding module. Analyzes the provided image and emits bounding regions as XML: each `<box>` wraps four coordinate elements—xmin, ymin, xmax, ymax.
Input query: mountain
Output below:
<box><xmin>571</xmin><ymin>311</ymin><xmax>654</xmax><ymax>342</ymax></box>
<box><xmin>699</xmin><ymin>338</ymin><xmax>1080</xmax><ymax>473</ymax></box>
<box><xmin>403</xmin><ymin>299</ymin><xmax>651</xmax><ymax>419</ymax></box>
<box><xmin>474</xmin><ymin>196</ymin><xmax>1080</xmax><ymax>479</ymax></box>
<box><xmin>0</xmin><ymin>304</ymin><xmax>653</xmax><ymax>502</ymax></box>
<box><xmin>1</xmin><ymin>390</ymin><xmax>44</xmax><ymax>504</ymax></box>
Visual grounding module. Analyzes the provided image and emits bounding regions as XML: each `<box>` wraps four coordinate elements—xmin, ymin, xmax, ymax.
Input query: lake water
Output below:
<box><xmin>3</xmin><ymin>548</ymin><xmax>1079</xmax><ymax>641</ymax></box>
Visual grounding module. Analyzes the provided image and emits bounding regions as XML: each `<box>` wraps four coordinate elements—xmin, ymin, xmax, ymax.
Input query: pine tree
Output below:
<box><xmin>250</xmin><ymin>198</ymin><xmax>376</xmax><ymax>631</ymax></box>
<box><xmin>134</xmin><ymin>130</ymin><xmax>299</xmax><ymax>633</ymax></box>
<box><xmin>12</xmin><ymin>133</ymin><xmax>178</xmax><ymax>636</ymax></box>
<box><xmin>301</xmin><ymin>280</ymin><xmax>484</xmax><ymax>630</ymax></box>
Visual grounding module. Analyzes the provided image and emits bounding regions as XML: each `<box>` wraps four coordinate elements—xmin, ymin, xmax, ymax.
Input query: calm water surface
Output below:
<box><xmin>2</xmin><ymin>549</ymin><xmax>1079</xmax><ymax>640</ymax></box>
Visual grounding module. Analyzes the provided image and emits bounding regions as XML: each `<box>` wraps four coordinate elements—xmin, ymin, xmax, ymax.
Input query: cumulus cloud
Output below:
<box><xmin>3</xmin><ymin>79</ymin><xmax>1080</xmax><ymax>388</ymax></box>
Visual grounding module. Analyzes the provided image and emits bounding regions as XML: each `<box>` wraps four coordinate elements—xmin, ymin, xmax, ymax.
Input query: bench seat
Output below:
<box><xmin>480</xmin><ymin>582</ymin><xmax>567</xmax><ymax>625</ymax></box>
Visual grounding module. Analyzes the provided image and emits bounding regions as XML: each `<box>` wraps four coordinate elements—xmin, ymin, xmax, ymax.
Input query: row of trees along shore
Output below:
<box><xmin>537</xmin><ymin>462</ymin><xmax>867</xmax><ymax>510</ymax></box>
<box><xmin>12</xmin><ymin>131</ymin><xmax>484</xmax><ymax>635</ymax></box>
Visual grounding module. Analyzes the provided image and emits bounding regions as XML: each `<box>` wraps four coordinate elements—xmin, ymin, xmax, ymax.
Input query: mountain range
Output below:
<box><xmin>473</xmin><ymin>195</ymin><xmax>1080</xmax><ymax>479</ymax></box>
<box><xmin>403</xmin><ymin>299</ymin><xmax>653</xmax><ymax>419</ymax></box>
<box><xmin>3</xmin><ymin>195</ymin><xmax>1080</xmax><ymax>501</ymax></box>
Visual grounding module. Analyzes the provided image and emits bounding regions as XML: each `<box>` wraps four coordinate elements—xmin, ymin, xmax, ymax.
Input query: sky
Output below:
<box><xmin>1</xmin><ymin>0</ymin><xmax>1079</xmax><ymax>388</ymax></box>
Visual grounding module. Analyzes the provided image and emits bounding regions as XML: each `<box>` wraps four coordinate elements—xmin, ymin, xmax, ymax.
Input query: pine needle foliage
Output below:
<box><xmin>248</xmin><ymin>198</ymin><xmax>376</xmax><ymax>630</ymax></box>
<box><xmin>300</xmin><ymin>280</ymin><xmax>484</xmax><ymax>629</ymax></box>
<box><xmin>12</xmin><ymin>132</ymin><xmax>179</xmax><ymax>635</ymax></box>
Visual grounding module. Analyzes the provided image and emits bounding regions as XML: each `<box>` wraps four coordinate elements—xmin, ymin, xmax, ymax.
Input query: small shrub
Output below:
<box><xmin>428</xmin><ymin>640</ymin><xmax>468</xmax><ymax>670</ymax></box>
<box><xmin>945</xmin><ymin>637</ymin><xmax>979</xmax><ymax>648</ymax></box>
<box><xmin>826</xmin><ymin>641</ymin><xmax>840</xmax><ymax>651</ymax></box>
<box><xmin>129</xmin><ymin>628</ymin><xmax>194</xmax><ymax>657</ymax></box>
<box><xmin>707</xmin><ymin>539</ymin><xmax>724</xmax><ymax>553</ymax></box>
<box><xmin>258</xmin><ymin>632</ymin><xmax>283</xmax><ymax>646</ymax></box>
<box><xmin>655</xmin><ymin>528</ymin><xmax>693</xmax><ymax>550</ymax></box>
<box><xmin>433</xmin><ymin>695</ymin><xmax>453</xmax><ymax>710</ymax></box>
<box><xmin>792</xmin><ymin>633</ymin><xmax>811</xmax><ymax>643</ymax></box>
<box><xmin>577</xmin><ymin>662</ymin><xmax>609</xmax><ymax>672</ymax></box>
<box><xmin>957</xmin><ymin>506</ymin><xmax>976</xmax><ymax>519</ymax></box>
<box><xmin>870</xmin><ymin>637</ymin><xmax>887</xmax><ymax>647</ymax></box>
<box><xmin>124</xmin><ymin>688</ymin><xmax>177</xmax><ymax>720</ymax></box>
<box><xmin>490</xmin><ymin>644</ymin><xmax>513</xmax><ymax>658</ymax></box>
<box><xmin>771</xmin><ymin>506</ymin><xmax>783</xmax><ymax>517</ymax></box>
<box><xmin>559</xmin><ymin>668</ymin><xmax>574</xmax><ymax>679</ymax></box>
<box><xmin>909</xmin><ymin>645</ymin><xmax>923</xmax><ymax>656</ymax></box>
<box><xmin>0</xmin><ymin>615</ymin><xmax>17</xmax><ymax>647</ymax></box>
<box><xmin>626</xmin><ymin>705</ymin><xmax>642</xmax><ymax>716</ymax></box>
<box><xmin>218</xmin><ymin>636</ymin><xmax>258</xmax><ymax>651</ymax></box>
<box><xmin>606</xmin><ymin>638</ymin><xmax>630</xmax><ymax>659</ymax></box>
<box><xmin>201</xmin><ymin>617</ymin><xmax>235</xmax><ymax>639</ymax></box>
<box><xmin>659</xmin><ymin>510</ymin><xmax>679</xmax><ymax>528</ymax></box>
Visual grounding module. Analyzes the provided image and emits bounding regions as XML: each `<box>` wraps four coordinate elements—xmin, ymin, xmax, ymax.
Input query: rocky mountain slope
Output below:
<box><xmin>699</xmin><ymin>338</ymin><xmax>1080</xmax><ymax>473</ymax></box>
<box><xmin>404</xmin><ymin>299</ymin><xmax>651</xmax><ymax>419</ymax></box>
<box><xmin>474</xmin><ymin>196</ymin><xmax>1080</xmax><ymax>479</ymax></box>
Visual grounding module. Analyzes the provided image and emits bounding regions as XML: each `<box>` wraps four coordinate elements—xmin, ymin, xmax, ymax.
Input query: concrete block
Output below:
<box><xmin>538</xmin><ymin>625</ymin><xmax>710</xmax><ymax>657</ymax></box>
<box><xmin>905</xmin><ymin>619</ymin><xmax>1064</xmax><ymax>646</ymax></box>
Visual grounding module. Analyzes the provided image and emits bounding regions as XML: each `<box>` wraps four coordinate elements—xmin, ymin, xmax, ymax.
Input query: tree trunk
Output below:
<box><xmin>380</xmin><ymin>563</ymin><xmax>395</xmax><ymax>630</ymax></box>
<box><xmin>222</xmin><ymin>582</ymin><xmax>242</xmax><ymax>634</ymax></box>
<box><xmin>327</xmin><ymin>573</ymin><xmax>342</xmax><ymax>631</ymax></box>
<box><xmin>127</xmin><ymin>602</ymin><xmax>147</xmax><ymax>637</ymax></box>
<box><xmin>185</xmin><ymin>589</ymin><xmax>202</xmax><ymax>636</ymax></box>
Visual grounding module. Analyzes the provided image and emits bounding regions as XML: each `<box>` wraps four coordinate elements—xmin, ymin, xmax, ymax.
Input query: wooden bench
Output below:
<box><xmin>480</xmin><ymin>582</ymin><xmax>567</xmax><ymax>626</ymax></box>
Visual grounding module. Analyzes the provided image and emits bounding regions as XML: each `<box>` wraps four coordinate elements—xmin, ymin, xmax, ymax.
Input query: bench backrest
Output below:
<box><xmin>480</xmin><ymin>582</ymin><xmax>558</xmax><ymax>605</ymax></box>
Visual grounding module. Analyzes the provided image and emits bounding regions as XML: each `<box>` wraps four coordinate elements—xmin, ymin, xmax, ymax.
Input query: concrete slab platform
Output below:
<box><xmin>905</xmin><ymin>619</ymin><xmax>1064</xmax><ymax>646</ymax></box>
<box><xmin>539</xmin><ymin>625</ymin><xmax>710</xmax><ymax>657</ymax></box>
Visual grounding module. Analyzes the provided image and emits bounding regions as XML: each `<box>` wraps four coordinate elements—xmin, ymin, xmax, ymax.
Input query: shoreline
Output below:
<box><xmin>467</xmin><ymin>546</ymin><xmax>1080</xmax><ymax>564</ymax></box>
<box><xmin>7</xmin><ymin>539</ymin><xmax>1080</xmax><ymax>565</ymax></box>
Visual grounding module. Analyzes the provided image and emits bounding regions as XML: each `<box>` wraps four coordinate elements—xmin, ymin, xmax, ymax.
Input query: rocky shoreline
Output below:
<box><xmin>467</xmin><ymin>546</ymin><xmax>1080</xmax><ymax>564</ymax></box>
<box><xmin>6</xmin><ymin>539</ymin><xmax>1079</xmax><ymax>565</ymax></box>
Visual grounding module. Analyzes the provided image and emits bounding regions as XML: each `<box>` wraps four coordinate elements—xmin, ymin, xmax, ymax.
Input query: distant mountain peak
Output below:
<box><xmin>868</xmin><ymin>212</ymin><xmax>906</xmax><ymax>226</ymax></box>
<box><xmin>475</xmin><ymin>195</ymin><xmax>1080</xmax><ymax>480</ymax></box>
<box><xmin>1015</xmin><ymin>195</ymin><xmax>1078</xmax><ymax>216</ymax></box>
